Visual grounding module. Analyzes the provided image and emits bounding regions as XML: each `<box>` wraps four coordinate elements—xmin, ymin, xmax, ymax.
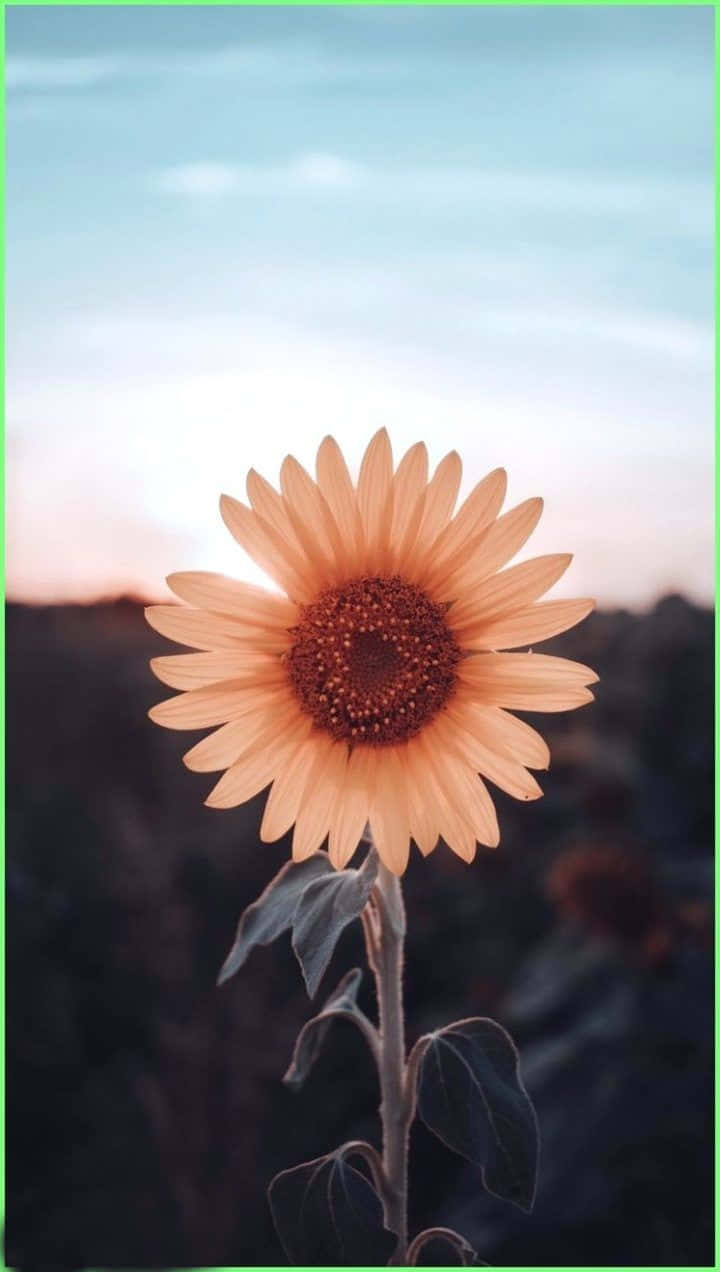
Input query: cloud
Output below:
<box><xmin>7</xmin><ymin>307</ymin><xmax>713</xmax><ymax>607</ymax></box>
<box><xmin>5</xmin><ymin>44</ymin><xmax>407</xmax><ymax>93</ymax></box>
<box><xmin>151</xmin><ymin>155</ymin><xmax>711</xmax><ymax>236</ymax></box>
<box><xmin>154</xmin><ymin>152</ymin><xmax>366</xmax><ymax>197</ymax></box>
<box><xmin>5</xmin><ymin>54</ymin><xmax>123</xmax><ymax>89</ymax></box>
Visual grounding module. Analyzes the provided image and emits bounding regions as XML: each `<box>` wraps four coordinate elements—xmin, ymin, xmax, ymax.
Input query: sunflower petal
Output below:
<box><xmin>146</xmin><ymin>604</ymin><xmax>284</xmax><ymax>652</ymax></box>
<box><xmin>166</xmin><ymin>572</ymin><xmax>297</xmax><ymax>628</ymax></box>
<box><xmin>419</xmin><ymin>451</ymin><xmax>463</xmax><ymax>541</ymax></box>
<box><xmin>246</xmin><ymin>468</ymin><xmax>305</xmax><ymax>556</ymax></box>
<box><xmin>460</xmin><ymin>597</ymin><xmax>596</xmax><ymax>650</ymax></box>
<box><xmin>150</xmin><ymin>649</ymin><xmax>284</xmax><ymax>691</ymax></box>
<box><xmin>357</xmin><ymin>428</ymin><xmax>393</xmax><ymax>569</ymax></box>
<box><xmin>450</xmin><ymin>698</ymin><xmax>551</xmax><ymax>770</ymax></box>
<box><xmin>261</xmin><ymin>733</ymin><xmax>324</xmax><ymax>842</ymax></box>
<box><xmin>219</xmin><ymin>494</ymin><xmax>315</xmax><ymax>601</ymax></box>
<box><xmin>204</xmin><ymin>715</ymin><xmax>310</xmax><ymax>807</ymax></box>
<box><xmin>427</xmin><ymin>467</ymin><xmax>507</xmax><ymax>573</ymax></box>
<box><xmin>402</xmin><ymin>744</ymin><xmax>439</xmax><ymax>856</ymax></box>
<box><xmin>315</xmin><ymin>435</ymin><xmax>364</xmax><ymax>571</ymax></box>
<box><xmin>438</xmin><ymin>710</ymin><xmax>544</xmax><ymax>801</ymax></box>
<box><xmin>369</xmin><ymin>749</ymin><xmax>409</xmax><ymax>875</ymax></box>
<box><xmin>292</xmin><ymin>740</ymin><xmax>348</xmax><ymax>861</ymax></box>
<box><xmin>328</xmin><ymin>745</ymin><xmax>375</xmax><ymax>870</ymax></box>
<box><xmin>388</xmin><ymin>442</ymin><xmax>428</xmax><ymax>567</ymax></box>
<box><xmin>412</xmin><ymin>739</ymin><xmax>478</xmax><ymax>860</ymax></box>
<box><xmin>280</xmin><ymin>456</ymin><xmax>341</xmax><ymax>581</ymax></box>
<box><xmin>439</xmin><ymin>498</ymin><xmax>544</xmax><ymax>606</ymax></box>
<box><xmin>450</xmin><ymin>553</ymin><xmax>573</xmax><ymax>625</ymax></box>
<box><xmin>459</xmin><ymin>651</ymin><xmax>597</xmax><ymax>711</ymax></box>
<box><xmin>184</xmin><ymin>705</ymin><xmax>306</xmax><ymax>773</ymax></box>
<box><xmin>149</xmin><ymin>680</ymin><xmax>281</xmax><ymax>730</ymax></box>
<box><xmin>204</xmin><ymin>745</ymin><xmax>278</xmax><ymax>809</ymax></box>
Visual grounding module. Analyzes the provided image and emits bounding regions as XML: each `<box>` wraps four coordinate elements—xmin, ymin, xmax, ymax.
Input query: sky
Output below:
<box><xmin>6</xmin><ymin>5</ymin><xmax>714</xmax><ymax>609</ymax></box>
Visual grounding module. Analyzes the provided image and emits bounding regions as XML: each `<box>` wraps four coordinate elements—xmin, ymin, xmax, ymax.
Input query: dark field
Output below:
<box><xmin>6</xmin><ymin>595</ymin><xmax>714</xmax><ymax>1269</ymax></box>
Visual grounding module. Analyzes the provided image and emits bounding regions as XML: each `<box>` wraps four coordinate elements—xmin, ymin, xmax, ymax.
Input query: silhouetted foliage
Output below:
<box><xmin>5</xmin><ymin>595</ymin><xmax>713</xmax><ymax>1267</ymax></box>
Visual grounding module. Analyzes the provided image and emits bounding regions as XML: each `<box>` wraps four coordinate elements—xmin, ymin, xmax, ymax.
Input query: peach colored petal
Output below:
<box><xmin>459</xmin><ymin>651</ymin><xmax>597</xmax><ymax>711</ymax></box>
<box><xmin>416</xmin><ymin>731</ymin><xmax>500</xmax><ymax>851</ymax></box>
<box><xmin>403</xmin><ymin>451</ymin><xmax>463</xmax><ymax>582</ymax></box>
<box><xmin>203</xmin><ymin>714</ymin><xmax>311</xmax><ymax>804</ymax></box>
<box><xmin>462</xmin><ymin>651</ymin><xmax>598</xmax><ymax>687</ymax></box>
<box><xmin>437</xmin><ymin>498</ymin><xmax>544</xmax><ymax>607</ymax></box>
<box><xmin>449</xmin><ymin>696</ymin><xmax>551</xmax><ymax>770</ymax></box>
<box><xmin>149</xmin><ymin>680</ymin><xmax>286</xmax><ymax>730</ymax></box>
<box><xmin>435</xmin><ymin>710</ymin><xmax>543</xmax><ymax>801</ymax></box>
<box><xmin>219</xmin><ymin>494</ymin><xmax>316</xmax><ymax>602</ymax></box>
<box><xmin>422</xmin><ymin>467</ymin><xmax>506</xmax><ymax>580</ymax></box>
<box><xmin>150</xmin><ymin>650</ymin><xmax>284</xmax><ymax>691</ymax></box>
<box><xmin>166</xmin><ymin>572</ymin><xmax>297</xmax><ymax>628</ymax></box>
<box><xmin>246</xmin><ymin>468</ymin><xmax>305</xmax><ymax>557</ymax></box>
<box><xmin>184</xmin><ymin>705</ymin><xmax>307</xmax><ymax>773</ymax></box>
<box><xmin>459</xmin><ymin>597</ymin><xmax>596</xmax><ymax>650</ymax></box>
<box><xmin>357</xmin><ymin>428</ymin><xmax>393</xmax><ymax>570</ymax></box>
<box><xmin>260</xmin><ymin>733</ymin><xmax>325</xmax><ymax>842</ymax></box>
<box><xmin>315</xmin><ymin>435</ymin><xmax>364</xmax><ymax>572</ymax></box>
<box><xmin>146</xmin><ymin>605</ymin><xmax>288</xmax><ymax>652</ymax></box>
<box><xmin>420</xmin><ymin>451</ymin><xmax>463</xmax><ymax>540</ymax></box>
<box><xmin>449</xmin><ymin>553</ymin><xmax>573</xmax><ymax>625</ymax></box>
<box><xmin>292</xmin><ymin>739</ymin><xmax>348</xmax><ymax>860</ymax></box>
<box><xmin>449</xmin><ymin>766</ymin><xmax>500</xmax><ymax>850</ymax></box>
<box><xmin>402</xmin><ymin>744</ymin><xmax>439</xmax><ymax>857</ymax></box>
<box><xmin>280</xmin><ymin>455</ymin><xmax>343</xmax><ymax>582</ymax></box>
<box><xmin>328</xmin><ymin>745</ymin><xmax>375</xmax><ymax>870</ymax></box>
<box><xmin>369</xmin><ymin>748</ymin><xmax>409</xmax><ymax>875</ymax></box>
<box><xmin>411</xmin><ymin>738</ymin><xmax>478</xmax><ymax>860</ymax></box>
<box><xmin>204</xmin><ymin>745</ymin><xmax>281</xmax><ymax>809</ymax></box>
<box><xmin>388</xmin><ymin>442</ymin><xmax>428</xmax><ymax>568</ymax></box>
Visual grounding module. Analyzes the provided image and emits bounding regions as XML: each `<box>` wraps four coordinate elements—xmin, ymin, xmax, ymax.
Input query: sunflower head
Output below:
<box><xmin>147</xmin><ymin>430</ymin><xmax>597</xmax><ymax>875</ymax></box>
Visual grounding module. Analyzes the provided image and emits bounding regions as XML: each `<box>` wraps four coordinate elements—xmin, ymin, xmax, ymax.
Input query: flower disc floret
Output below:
<box><xmin>286</xmin><ymin>576</ymin><xmax>460</xmax><ymax>745</ymax></box>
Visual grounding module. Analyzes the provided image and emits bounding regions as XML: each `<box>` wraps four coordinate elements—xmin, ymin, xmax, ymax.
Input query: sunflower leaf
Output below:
<box><xmin>268</xmin><ymin>1144</ymin><xmax>396</xmax><ymax>1266</ymax></box>
<box><xmin>292</xmin><ymin>849</ymin><xmax>378</xmax><ymax>997</ymax></box>
<box><xmin>408</xmin><ymin>1226</ymin><xmax>486</xmax><ymax>1266</ymax></box>
<box><xmin>283</xmin><ymin>968</ymin><xmax>368</xmax><ymax>1091</ymax></box>
<box><xmin>217</xmin><ymin>852</ymin><xmax>333</xmax><ymax>985</ymax></box>
<box><xmin>416</xmin><ymin>1016</ymin><xmax>539</xmax><ymax>1212</ymax></box>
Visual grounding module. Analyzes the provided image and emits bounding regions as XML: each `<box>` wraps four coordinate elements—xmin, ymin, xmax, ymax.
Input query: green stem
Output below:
<box><xmin>372</xmin><ymin>859</ymin><xmax>409</xmax><ymax>1265</ymax></box>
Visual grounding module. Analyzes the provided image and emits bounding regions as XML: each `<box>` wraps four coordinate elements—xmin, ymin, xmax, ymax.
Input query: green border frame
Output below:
<box><xmin>1</xmin><ymin>1</ymin><xmax>716</xmax><ymax>1269</ymax></box>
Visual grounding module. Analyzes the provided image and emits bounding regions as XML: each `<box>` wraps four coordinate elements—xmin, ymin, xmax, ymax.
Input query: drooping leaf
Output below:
<box><xmin>268</xmin><ymin>1144</ymin><xmax>396</xmax><ymax>1267</ymax></box>
<box><xmin>408</xmin><ymin>1226</ymin><xmax>485</xmax><ymax>1266</ymax></box>
<box><xmin>292</xmin><ymin>849</ymin><xmax>378</xmax><ymax>997</ymax></box>
<box><xmin>416</xmin><ymin>1016</ymin><xmax>539</xmax><ymax>1212</ymax></box>
<box><xmin>217</xmin><ymin>852</ymin><xmax>333</xmax><ymax>985</ymax></box>
<box><xmin>283</xmin><ymin>968</ymin><xmax>367</xmax><ymax>1091</ymax></box>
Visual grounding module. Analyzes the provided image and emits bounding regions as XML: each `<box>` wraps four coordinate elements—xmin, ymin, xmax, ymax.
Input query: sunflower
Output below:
<box><xmin>146</xmin><ymin>431</ymin><xmax>597</xmax><ymax>874</ymax></box>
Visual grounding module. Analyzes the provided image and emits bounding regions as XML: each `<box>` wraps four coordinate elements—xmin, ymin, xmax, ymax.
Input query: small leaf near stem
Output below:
<box><xmin>217</xmin><ymin>852</ymin><xmax>332</xmax><ymax>985</ymax></box>
<box><xmin>407</xmin><ymin>1226</ymin><xmax>485</xmax><ymax>1266</ymax></box>
<box><xmin>283</xmin><ymin>968</ymin><xmax>380</xmax><ymax>1090</ymax></box>
<box><xmin>268</xmin><ymin>1141</ymin><xmax>396</xmax><ymax>1267</ymax></box>
<box><xmin>416</xmin><ymin>1017</ymin><xmax>539</xmax><ymax>1212</ymax></box>
<box><xmin>403</xmin><ymin>1034</ymin><xmax>431</xmax><ymax>1123</ymax></box>
<box><xmin>293</xmin><ymin>845</ymin><xmax>379</xmax><ymax>997</ymax></box>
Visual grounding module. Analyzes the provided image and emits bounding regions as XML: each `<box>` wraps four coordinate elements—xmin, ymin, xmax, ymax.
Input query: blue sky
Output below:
<box><xmin>6</xmin><ymin>5</ymin><xmax>714</xmax><ymax>607</ymax></box>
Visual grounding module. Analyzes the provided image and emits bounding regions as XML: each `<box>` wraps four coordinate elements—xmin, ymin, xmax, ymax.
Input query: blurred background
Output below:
<box><xmin>6</xmin><ymin>5</ymin><xmax>714</xmax><ymax>1269</ymax></box>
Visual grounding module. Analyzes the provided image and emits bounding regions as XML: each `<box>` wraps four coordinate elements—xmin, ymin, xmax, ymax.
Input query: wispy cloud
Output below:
<box><xmin>154</xmin><ymin>152</ymin><xmax>365</xmax><ymax>197</ymax></box>
<box><xmin>5</xmin><ymin>44</ymin><xmax>408</xmax><ymax>92</ymax></box>
<box><xmin>151</xmin><ymin>154</ymin><xmax>711</xmax><ymax>238</ymax></box>
<box><xmin>5</xmin><ymin>54</ymin><xmax>124</xmax><ymax>89</ymax></box>
<box><xmin>7</xmin><ymin>310</ymin><xmax>713</xmax><ymax>606</ymax></box>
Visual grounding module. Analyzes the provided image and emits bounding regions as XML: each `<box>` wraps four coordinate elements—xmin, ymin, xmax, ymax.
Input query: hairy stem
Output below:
<box><xmin>370</xmin><ymin>859</ymin><xmax>410</xmax><ymax>1265</ymax></box>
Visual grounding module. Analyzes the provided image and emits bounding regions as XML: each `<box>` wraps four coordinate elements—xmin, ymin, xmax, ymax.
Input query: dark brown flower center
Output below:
<box><xmin>286</xmin><ymin>576</ymin><xmax>460</xmax><ymax>745</ymax></box>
